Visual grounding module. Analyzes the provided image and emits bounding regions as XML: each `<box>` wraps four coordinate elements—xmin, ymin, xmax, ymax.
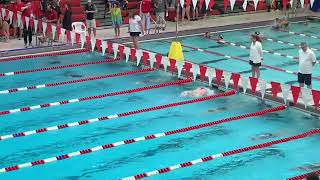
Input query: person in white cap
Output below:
<box><xmin>85</xmin><ymin>0</ymin><xmax>97</xmax><ymax>37</ymax></box>
<box><xmin>298</xmin><ymin>42</ymin><xmax>317</xmax><ymax>89</ymax></box>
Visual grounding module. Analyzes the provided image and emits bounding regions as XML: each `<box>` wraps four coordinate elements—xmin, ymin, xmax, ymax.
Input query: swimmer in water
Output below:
<box><xmin>204</xmin><ymin>32</ymin><xmax>224</xmax><ymax>43</ymax></box>
<box><xmin>180</xmin><ymin>87</ymin><xmax>214</xmax><ymax>97</ymax></box>
<box><xmin>251</xmin><ymin>132</ymin><xmax>282</xmax><ymax>140</ymax></box>
<box><xmin>135</xmin><ymin>78</ymin><xmax>162</xmax><ymax>85</ymax></box>
<box><xmin>293</xmin><ymin>163</ymin><xmax>320</xmax><ymax>171</ymax></box>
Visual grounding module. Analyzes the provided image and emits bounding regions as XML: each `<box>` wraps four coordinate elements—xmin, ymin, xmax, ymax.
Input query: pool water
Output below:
<box><xmin>140</xmin><ymin>21</ymin><xmax>320</xmax><ymax>90</ymax></box>
<box><xmin>0</xmin><ymin>41</ymin><xmax>319</xmax><ymax>179</ymax></box>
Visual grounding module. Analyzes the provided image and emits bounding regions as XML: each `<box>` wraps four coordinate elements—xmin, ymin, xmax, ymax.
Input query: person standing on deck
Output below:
<box><xmin>298</xmin><ymin>42</ymin><xmax>317</xmax><ymax>89</ymax></box>
<box><xmin>85</xmin><ymin>0</ymin><xmax>98</xmax><ymax>37</ymax></box>
<box><xmin>249</xmin><ymin>34</ymin><xmax>263</xmax><ymax>78</ymax></box>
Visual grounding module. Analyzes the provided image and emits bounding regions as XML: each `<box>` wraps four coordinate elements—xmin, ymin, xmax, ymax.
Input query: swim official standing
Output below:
<box><xmin>298</xmin><ymin>42</ymin><xmax>317</xmax><ymax>89</ymax></box>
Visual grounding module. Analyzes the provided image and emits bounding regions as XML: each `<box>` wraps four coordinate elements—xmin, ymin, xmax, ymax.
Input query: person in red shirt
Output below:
<box><xmin>42</xmin><ymin>4</ymin><xmax>58</xmax><ymax>45</ymax></box>
<box><xmin>21</xmin><ymin>2</ymin><xmax>34</xmax><ymax>47</ymax></box>
<box><xmin>140</xmin><ymin>0</ymin><xmax>152</xmax><ymax>35</ymax></box>
<box><xmin>45</xmin><ymin>4</ymin><xmax>58</xmax><ymax>24</ymax></box>
<box><xmin>9</xmin><ymin>0</ymin><xmax>25</xmax><ymax>39</ymax></box>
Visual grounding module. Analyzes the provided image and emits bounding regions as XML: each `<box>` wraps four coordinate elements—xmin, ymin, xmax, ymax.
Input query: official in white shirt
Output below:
<box><xmin>298</xmin><ymin>42</ymin><xmax>317</xmax><ymax>89</ymax></box>
<box><xmin>249</xmin><ymin>34</ymin><xmax>263</xmax><ymax>78</ymax></box>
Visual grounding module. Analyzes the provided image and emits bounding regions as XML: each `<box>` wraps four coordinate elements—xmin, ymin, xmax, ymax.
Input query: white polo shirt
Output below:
<box><xmin>249</xmin><ymin>41</ymin><xmax>263</xmax><ymax>63</ymax></box>
<box><xmin>129</xmin><ymin>15</ymin><xmax>141</xmax><ymax>33</ymax></box>
<box><xmin>299</xmin><ymin>48</ymin><xmax>316</xmax><ymax>74</ymax></box>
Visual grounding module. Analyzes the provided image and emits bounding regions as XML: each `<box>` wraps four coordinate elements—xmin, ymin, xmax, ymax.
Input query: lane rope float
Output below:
<box><xmin>0</xmin><ymin>49</ymin><xmax>89</xmax><ymax>63</ymax></box>
<box><xmin>0</xmin><ymin>68</ymin><xmax>154</xmax><ymax>94</ymax></box>
<box><xmin>0</xmin><ymin>79</ymin><xmax>193</xmax><ymax>116</ymax></box>
<box><xmin>266</xmin><ymin>37</ymin><xmax>320</xmax><ymax>52</ymax></box>
<box><xmin>121</xmin><ymin>128</ymin><xmax>320</xmax><ymax>180</ymax></box>
<box><xmin>1</xmin><ymin>102</ymin><xmax>286</xmax><ymax>173</ymax></box>
<box><xmin>288</xmin><ymin>31</ymin><xmax>320</xmax><ymax>40</ymax></box>
<box><xmin>0</xmin><ymin>90</ymin><xmax>236</xmax><ymax>141</ymax></box>
<box><xmin>207</xmin><ymin>37</ymin><xmax>298</xmax><ymax>60</ymax></box>
<box><xmin>0</xmin><ymin>58</ymin><xmax>120</xmax><ymax>77</ymax></box>
<box><xmin>287</xmin><ymin>170</ymin><xmax>320</xmax><ymax>180</ymax></box>
<box><xmin>164</xmin><ymin>40</ymin><xmax>320</xmax><ymax>81</ymax></box>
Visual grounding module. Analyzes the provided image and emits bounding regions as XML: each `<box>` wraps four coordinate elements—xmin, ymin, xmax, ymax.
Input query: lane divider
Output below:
<box><xmin>266</xmin><ymin>37</ymin><xmax>320</xmax><ymax>52</ymax></box>
<box><xmin>287</xmin><ymin>170</ymin><xmax>320</xmax><ymax>180</ymax></box>
<box><xmin>1</xmin><ymin>99</ymin><xmax>285</xmax><ymax>173</ymax></box>
<box><xmin>0</xmin><ymin>79</ymin><xmax>192</xmax><ymax>116</ymax></box>
<box><xmin>0</xmin><ymin>90</ymin><xmax>235</xmax><ymax>141</ymax></box>
<box><xmin>0</xmin><ymin>49</ymin><xmax>89</xmax><ymax>63</ymax></box>
<box><xmin>121</xmin><ymin>128</ymin><xmax>320</xmax><ymax>180</ymax></box>
<box><xmin>165</xmin><ymin>40</ymin><xmax>320</xmax><ymax>81</ymax></box>
<box><xmin>289</xmin><ymin>31</ymin><xmax>320</xmax><ymax>40</ymax></box>
<box><xmin>0</xmin><ymin>58</ymin><xmax>120</xmax><ymax>77</ymax></box>
<box><xmin>207</xmin><ymin>37</ymin><xmax>298</xmax><ymax>60</ymax></box>
<box><xmin>0</xmin><ymin>68</ymin><xmax>154</xmax><ymax>94</ymax></box>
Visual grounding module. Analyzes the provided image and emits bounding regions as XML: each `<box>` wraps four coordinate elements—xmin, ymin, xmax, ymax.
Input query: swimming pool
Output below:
<box><xmin>140</xmin><ymin>21</ymin><xmax>320</xmax><ymax>90</ymax></box>
<box><xmin>0</xmin><ymin>49</ymin><xmax>319</xmax><ymax>180</ymax></box>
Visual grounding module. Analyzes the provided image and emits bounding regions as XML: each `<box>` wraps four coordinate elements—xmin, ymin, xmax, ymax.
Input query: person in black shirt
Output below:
<box><xmin>84</xmin><ymin>0</ymin><xmax>97</xmax><ymax>37</ymax></box>
<box><xmin>63</xmin><ymin>3</ymin><xmax>72</xmax><ymax>31</ymax></box>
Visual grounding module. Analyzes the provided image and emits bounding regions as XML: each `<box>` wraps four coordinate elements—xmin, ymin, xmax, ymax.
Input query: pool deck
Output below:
<box><xmin>0</xmin><ymin>10</ymin><xmax>315</xmax><ymax>53</ymax></box>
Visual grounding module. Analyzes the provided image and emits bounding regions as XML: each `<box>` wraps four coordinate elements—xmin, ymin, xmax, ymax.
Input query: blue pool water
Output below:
<box><xmin>0</xmin><ymin>29</ymin><xmax>320</xmax><ymax>179</ymax></box>
<box><xmin>140</xmin><ymin>21</ymin><xmax>320</xmax><ymax>90</ymax></box>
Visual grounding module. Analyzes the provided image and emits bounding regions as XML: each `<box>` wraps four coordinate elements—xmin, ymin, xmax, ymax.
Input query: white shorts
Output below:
<box><xmin>86</xmin><ymin>19</ymin><xmax>96</xmax><ymax>29</ymax></box>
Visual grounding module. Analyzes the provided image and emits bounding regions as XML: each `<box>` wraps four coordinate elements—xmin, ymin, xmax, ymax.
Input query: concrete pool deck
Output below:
<box><xmin>0</xmin><ymin>10</ymin><xmax>316</xmax><ymax>52</ymax></box>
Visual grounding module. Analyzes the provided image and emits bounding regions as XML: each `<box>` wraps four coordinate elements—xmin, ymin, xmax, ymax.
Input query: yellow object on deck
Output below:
<box><xmin>168</xmin><ymin>41</ymin><xmax>184</xmax><ymax>61</ymax></box>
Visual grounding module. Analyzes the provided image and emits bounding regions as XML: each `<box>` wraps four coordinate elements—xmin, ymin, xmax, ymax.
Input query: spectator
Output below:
<box><xmin>0</xmin><ymin>13</ymin><xmax>10</xmax><ymax>42</ymax></box>
<box><xmin>191</xmin><ymin>2</ymin><xmax>198</xmax><ymax>21</ymax></box>
<box><xmin>298</xmin><ymin>42</ymin><xmax>317</xmax><ymax>89</ymax></box>
<box><xmin>152</xmin><ymin>0</ymin><xmax>167</xmax><ymax>30</ymax></box>
<box><xmin>40</xmin><ymin>0</ymin><xmax>47</xmax><ymax>14</ymax></box>
<box><xmin>45</xmin><ymin>4</ymin><xmax>58</xmax><ymax>24</ymax></box>
<box><xmin>21</xmin><ymin>2</ymin><xmax>34</xmax><ymax>47</ymax></box>
<box><xmin>62</xmin><ymin>3</ymin><xmax>72</xmax><ymax>31</ymax></box>
<box><xmin>84</xmin><ymin>0</ymin><xmax>97</xmax><ymax>37</ymax></box>
<box><xmin>42</xmin><ymin>4</ymin><xmax>58</xmax><ymax>44</ymax></box>
<box><xmin>11</xmin><ymin>0</ymin><xmax>25</xmax><ymax>39</ymax></box>
<box><xmin>128</xmin><ymin>11</ymin><xmax>142</xmax><ymax>49</ymax></box>
<box><xmin>249</xmin><ymin>34</ymin><xmax>263</xmax><ymax>78</ymax></box>
<box><xmin>110</xmin><ymin>3</ymin><xmax>122</xmax><ymax>37</ymax></box>
<box><xmin>181</xmin><ymin>1</ymin><xmax>191</xmax><ymax>24</ymax></box>
<box><xmin>121</xmin><ymin>0</ymin><xmax>128</xmax><ymax>10</ymax></box>
<box><xmin>51</xmin><ymin>0</ymin><xmax>62</xmax><ymax>25</ymax></box>
<box><xmin>140</xmin><ymin>0</ymin><xmax>152</xmax><ymax>35</ymax></box>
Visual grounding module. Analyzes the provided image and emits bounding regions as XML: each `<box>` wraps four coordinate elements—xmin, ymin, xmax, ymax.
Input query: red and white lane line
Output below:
<box><xmin>121</xmin><ymin>128</ymin><xmax>320</xmax><ymax>180</ymax></box>
<box><xmin>0</xmin><ymin>79</ymin><xmax>192</xmax><ymax>116</ymax></box>
<box><xmin>208</xmin><ymin>37</ymin><xmax>298</xmax><ymax>60</ymax></box>
<box><xmin>0</xmin><ymin>68</ymin><xmax>154</xmax><ymax>94</ymax></box>
<box><xmin>0</xmin><ymin>49</ymin><xmax>89</xmax><ymax>63</ymax></box>
<box><xmin>266</xmin><ymin>37</ymin><xmax>320</xmax><ymax>52</ymax></box>
<box><xmin>0</xmin><ymin>91</ymin><xmax>235</xmax><ymax>141</ymax></box>
<box><xmin>287</xmin><ymin>170</ymin><xmax>320</xmax><ymax>180</ymax></box>
<box><xmin>0</xmin><ymin>58</ymin><xmax>120</xmax><ymax>77</ymax></box>
<box><xmin>169</xmin><ymin>40</ymin><xmax>320</xmax><ymax>81</ymax></box>
<box><xmin>289</xmin><ymin>31</ymin><xmax>320</xmax><ymax>40</ymax></box>
<box><xmin>0</xmin><ymin>99</ymin><xmax>284</xmax><ymax>173</ymax></box>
